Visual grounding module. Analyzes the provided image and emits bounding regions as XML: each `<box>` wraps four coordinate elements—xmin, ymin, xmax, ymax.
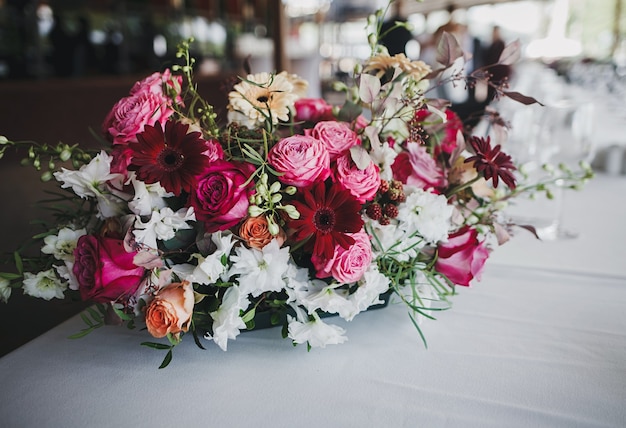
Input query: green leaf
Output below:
<box><xmin>159</xmin><ymin>349</ymin><xmax>173</xmax><ymax>369</ymax></box>
<box><xmin>141</xmin><ymin>341</ymin><xmax>172</xmax><ymax>350</ymax></box>
<box><xmin>13</xmin><ymin>252</ymin><xmax>23</xmax><ymax>275</ymax></box>
<box><xmin>86</xmin><ymin>306</ymin><xmax>102</xmax><ymax>323</ymax></box>
<box><xmin>337</xmin><ymin>100</ymin><xmax>362</xmax><ymax>123</ymax></box>
<box><xmin>80</xmin><ymin>312</ymin><xmax>96</xmax><ymax>328</ymax></box>
<box><xmin>112</xmin><ymin>305</ymin><xmax>134</xmax><ymax>321</ymax></box>
<box><xmin>241</xmin><ymin>307</ymin><xmax>256</xmax><ymax>323</ymax></box>
<box><xmin>68</xmin><ymin>329</ymin><xmax>93</xmax><ymax>339</ymax></box>
<box><xmin>0</xmin><ymin>272</ymin><xmax>22</xmax><ymax>280</ymax></box>
<box><xmin>407</xmin><ymin>312</ymin><xmax>428</xmax><ymax>349</ymax></box>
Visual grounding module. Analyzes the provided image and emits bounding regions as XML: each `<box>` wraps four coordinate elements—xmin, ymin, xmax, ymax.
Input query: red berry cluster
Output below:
<box><xmin>365</xmin><ymin>179</ymin><xmax>406</xmax><ymax>225</ymax></box>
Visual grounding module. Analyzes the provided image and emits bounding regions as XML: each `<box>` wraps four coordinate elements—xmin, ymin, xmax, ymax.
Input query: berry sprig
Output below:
<box><xmin>365</xmin><ymin>179</ymin><xmax>406</xmax><ymax>225</ymax></box>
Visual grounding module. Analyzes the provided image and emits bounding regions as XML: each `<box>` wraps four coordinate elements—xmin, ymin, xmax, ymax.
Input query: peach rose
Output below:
<box><xmin>239</xmin><ymin>215</ymin><xmax>286</xmax><ymax>249</ymax></box>
<box><xmin>145</xmin><ymin>281</ymin><xmax>194</xmax><ymax>338</ymax></box>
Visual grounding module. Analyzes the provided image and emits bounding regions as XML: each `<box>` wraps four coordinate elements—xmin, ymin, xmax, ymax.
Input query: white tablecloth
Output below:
<box><xmin>1</xmin><ymin>175</ymin><xmax>625</xmax><ymax>428</ymax></box>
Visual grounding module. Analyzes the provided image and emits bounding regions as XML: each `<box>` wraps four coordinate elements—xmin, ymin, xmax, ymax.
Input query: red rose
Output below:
<box><xmin>435</xmin><ymin>226</ymin><xmax>489</xmax><ymax>287</ymax></box>
<box><xmin>189</xmin><ymin>160</ymin><xmax>256</xmax><ymax>233</ymax></box>
<box><xmin>73</xmin><ymin>235</ymin><xmax>145</xmax><ymax>303</ymax></box>
<box><xmin>294</xmin><ymin>98</ymin><xmax>334</xmax><ymax>123</ymax></box>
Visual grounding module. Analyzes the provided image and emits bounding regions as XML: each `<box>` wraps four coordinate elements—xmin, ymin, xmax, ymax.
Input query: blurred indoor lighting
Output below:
<box><xmin>283</xmin><ymin>0</ymin><xmax>332</xmax><ymax>17</ymax></box>
<box><xmin>526</xmin><ymin>37</ymin><xmax>582</xmax><ymax>59</ymax></box>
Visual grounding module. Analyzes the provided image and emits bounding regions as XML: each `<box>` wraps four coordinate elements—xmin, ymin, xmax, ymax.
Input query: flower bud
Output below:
<box><xmin>267</xmin><ymin>217</ymin><xmax>280</xmax><ymax>236</ymax></box>
<box><xmin>271</xmin><ymin>193</ymin><xmax>282</xmax><ymax>203</ymax></box>
<box><xmin>59</xmin><ymin>149</ymin><xmax>72</xmax><ymax>162</ymax></box>
<box><xmin>282</xmin><ymin>204</ymin><xmax>300</xmax><ymax>219</ymax></box>
<box><xmin>248</xmin><ymin>205</ymin><xmax>265</xmax><ymax>217</ymax></box>
<box><xmin>269</xmin><ymin>181</ymin><xmax>281</xmax><ymax>194</ymax></box>
<box><xmin>284</xmin><ymin>186</ymin><xmax>297</xmax><ymax>195</ymax></box>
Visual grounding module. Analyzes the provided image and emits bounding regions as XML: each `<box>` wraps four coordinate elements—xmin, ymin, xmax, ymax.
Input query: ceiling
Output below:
<box><xmin>401</xmin><ymin>0</ymin><xmax>550</xmax><ymax>14</ymax></box>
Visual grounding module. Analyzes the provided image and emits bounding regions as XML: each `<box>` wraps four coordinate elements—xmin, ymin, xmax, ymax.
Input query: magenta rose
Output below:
<box><xmin>334</xmin><ymin>152</ymin><xmax>380</xmax><ymax>203</ymax></box>
<box><xmin>73</xmin><ymin>235</ymin><xmax>145</xmax><ymax>303</ymax></box>
<box><xmin>102</xmin><ymin>90</ymin><xmax>175</xmax><ymax>145</ymax></box>
<box><xmin>312</xmin><ymin>229</ymin><xmax>372</xmax><ymax>284</ymax></box>
<box><xmin>189</xmin><ymin>160</ymin><xmax>256</xmax><ymax>233</ymax></box>
<box><xmin>392</xmin><ymin>142</ymin><xmax>446</xmax><ymax>190</ymax></box>
<box><xmin>441</xmin><ymin>109</ymin><xmax>462</xmax><ymax>155</ymax></box>
<box><xmin>267</xmin><ymin>135</ymin><xmax>331</xmax><ymax>188</ymax></box>
<box><xmin>294</xmin><ymin>98</ymin><xmax>334</xmax><ymax>122</ymax></box>
<box><xmin>435</xmin><ymin>226</ymin><xmax>490</xmax><ymax>287</ymax></box>
<box><xmin>305</xmin><ymin>121</ymin><xmax>360</xmax><ymax>160</ymax></box>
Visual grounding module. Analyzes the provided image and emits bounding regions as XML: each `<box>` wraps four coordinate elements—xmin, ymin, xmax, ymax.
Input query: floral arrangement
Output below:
<box><xmin>0</xmin><ymin>6</ymin><xmax>591</xmax><ymax>367</ymax></box>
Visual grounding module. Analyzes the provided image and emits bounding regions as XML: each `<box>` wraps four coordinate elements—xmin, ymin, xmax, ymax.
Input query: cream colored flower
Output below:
<box><xmin>228</xmin><ymin>72</ymin><xmax>299</xmax><ymax>128</ymax></box>
<box><xmin>364</xmin><ymin>53</ymin><xmax>431</xmax><ymax>81</ymax></box>
<box><xmin>278</xmin><ymin>71</ymin><xmax>309</xmax><ymax>98</ymax></box>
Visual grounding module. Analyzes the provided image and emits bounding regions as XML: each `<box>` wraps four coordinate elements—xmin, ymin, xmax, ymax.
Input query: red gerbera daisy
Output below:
<box><xmin>464</xmin><ymin>136</ymin><xmax>517</xmax><ymax>189</ymax></box>
<box><xmin>288</xmin><ymin>181</ymin><xmax>364</xmax><ymax>260</ymax></box>
<box><xmin>128</xmin><ymin>120</ymin><xmax>211</xmax><ymax>195</ymax></box>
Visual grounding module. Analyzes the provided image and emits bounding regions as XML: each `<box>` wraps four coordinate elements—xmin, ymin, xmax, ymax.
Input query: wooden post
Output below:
<box><xmin>269</xmin><ymin>0</ymin><xmax>288</xmax><ymax>72</ymax></box>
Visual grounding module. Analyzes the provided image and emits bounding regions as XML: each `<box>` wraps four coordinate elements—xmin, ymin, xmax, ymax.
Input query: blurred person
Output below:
<box><xmin>379</xmin><ymin>2</ymin><xmax>413</xmax><ymax>56</ymax></box>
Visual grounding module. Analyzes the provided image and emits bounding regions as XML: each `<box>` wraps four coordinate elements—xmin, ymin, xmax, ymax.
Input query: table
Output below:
<box><xmin>1</xmin><ymin>174</ymin><xmax>625</xmax><ymax>428</ymax></box>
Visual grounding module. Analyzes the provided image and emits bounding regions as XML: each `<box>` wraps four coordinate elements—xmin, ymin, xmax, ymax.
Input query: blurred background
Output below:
<box><xmin>0</xmin><ymin>0</ymin><xmax>624</xmax><ymax>356</ymax></box>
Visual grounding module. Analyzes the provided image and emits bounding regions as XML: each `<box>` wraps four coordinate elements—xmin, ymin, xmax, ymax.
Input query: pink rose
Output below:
<box><xmin>73</xmin><ymin>235</ymin><xmax>145</xmax><ymax>303</ymax></box>
<box><xmin>294</xmin><ymin>98</ymin><xmax>334</xmax><ymax>122</ymax></box>
<box><xmin>305</xmin><ymin>121</ymin><xmax>360</xmax><ymax>160</ymax></box>
<box><xmin>202</xmin><ymin>138</ymin><xmax>224</xmax><ymax>162</ymax></box>
<box><xmin>312</xmin><ymin>229</ymin><xmax>372</xmax><ymax>283</ymax></box>
<box><xmin>392</xmin><ymin>142</ymin><xmax>446</xmax><ymax>190</ymax></box>
<box><xmin>267</xmin><ymin>135</ymin><xmax>331</xmax><ymax>188</ymax></box>
<box><xmin>130</xmin><ymin>69</ymin><xmax>182</xmax><ymax>101</ymax></box>
<box><xmin>334</xmin><ymin>152</ymin><xmax>380</xmax><ymax>203</ymax></box>
<box><xmin>145</xmin><ymin>281</ymin><xmax>194</xmax><ymax>339</ymax></box>
<box><xmin>189</xmin><ymin>160</ymin><xmax>256</xmax><ymax>233</ymax></box>
<box><xmin>102</xmin><ymin>91</ymin><xmax>175</xmax><ymax>145</ymax></box>
<box><xmin>353</xmin><ymin>114</ymin><xmax>369</xmax><ymax>131</ymax></box>
<box><xmin>435</xmin><ymin>226</ymin><xmax>490</xmax><ymax>287</ymax></box>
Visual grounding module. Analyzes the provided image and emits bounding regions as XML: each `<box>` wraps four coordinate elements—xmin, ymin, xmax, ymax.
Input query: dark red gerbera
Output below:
<box><xmin>464</xmin><ymin>136</ymin><xmax>517</xmax><ymax>189</ymax></box>
<box><xmin>288</xmin><ymin>181</ymin><xmax>364</xmax><ymax>260</ymax></box>
<box><xmin>128</xmin><ymin>119</ymin><xmax>211</xmax><ymax>195</ymax></box>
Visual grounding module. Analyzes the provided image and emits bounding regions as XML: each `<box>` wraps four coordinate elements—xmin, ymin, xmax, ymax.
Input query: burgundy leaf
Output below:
<box><xmin>498</xmin><ymin>40</ymin><xmax>521</xmax><ymax>66</ymax></box>
<box><xmin>503</xmin><ymin>91</ymin><xmax>543</xmax><ymax>106</ymax></box>
<box><xmin>436</xmin><ymin>32</ymin><xmax>464</xmax><ymax>67</ymax></box>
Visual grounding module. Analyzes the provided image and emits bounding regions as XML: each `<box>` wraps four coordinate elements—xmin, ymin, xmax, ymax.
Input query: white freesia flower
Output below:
<box><xmin>55</xmin><ymin>261</ymin><xmax>79</xmax><ymax>291</ymax></box>
<box><xmin>54</xmin><ymin>151</ymin><xmax>120</xmax><ymax>198</ymax></box>
<box><xmin>22</xmin><ymin>270</ymin><xmax>66</xmax><ymax>300</ymax></box>
<box><xmin>133</xmin><ymin>206</ymin><xmax>196</xmax><ymax>250</ymax></box>
<box><xmin>41</xmin><ymin>227</ymin><xmax>86</xmax><ymax>262</ymax></box>
<box><xmin>348</xmin><ymin>265</ymin><xmax>390</xmax><ymax>319</ymax></box>
<box><xmin>208</xmin><ymin>285</ymin><xmax>250</xmax><ymax>351</ymax></box>
<box><xmin>287</xmin><ymin>306</ymin><xmax>347</xmax><ymax>348</ymax></box>
<box><xmin>128</xmin><ymin>176</ymin><xmax>172</xmax><ymax>216</ymax></box>
<box><xmin>228</xmin><ymin>239</ymin><xmax>290</xmax><ymax>297</ymax></box>
<box><xmin>189</xmin><ymin>231</ymin><xmax>236</xmax><ymax>285</ymax></box>
<box><xmin>368</xmin><ymin>140</ymin><xmax>398</xmax><ymax>181</ymax></box>
<box><xmin>397</xmin><ymin>187</ymin><xmax>453</xmax><ymax>244</ymax></box>
<box><xmin>0</xmin><ymin>278</ymin><xmax>11</xmax><ymax>303</ymax></box>
<box><xmin>293</xmin><ymin>280</ymin><xmax>354</xmax><ymax>319</ymax></box>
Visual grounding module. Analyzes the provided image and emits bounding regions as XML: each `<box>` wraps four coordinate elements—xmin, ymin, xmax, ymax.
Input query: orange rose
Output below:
<box><xmin>239</xmin><ymin>215</ymin><xmax>286</xmax><ymax>249</ymax></box>
<box><xmin>145</xmin><ymin>281</ymin><xmax>194</xmax><ymax>338</ymax></box>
